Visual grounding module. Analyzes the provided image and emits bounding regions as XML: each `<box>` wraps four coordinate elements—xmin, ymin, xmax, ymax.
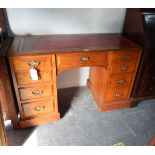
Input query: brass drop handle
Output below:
<box><xmin>114</xmin><ymin>93</ymin><xmax>123</xmax><ymax>98</ymax></box>
<box><xmin>117</xmin><ymin>79</ymin><xmax>125</xmax><ymax>85</ymax></box>
<box><xmin>32</xmin><ymin>89</ymin><xmax>42</xmax><ymax>96</ymax></box>
<box><xmin>79</xmin><ymin>56</ymin><xmax>89</xmax><ymax>63</ymax></box>
<box><xmin>28</xmin><ymin>61</ymin><xmax>40</xmax><ymax>68</ymax></box>
<box><xmin>34</xmin><ymin>106</ymin><xmax>45</xmax><ymax>111</ymax></box>
<box><xmin>120</xmin><ymin>66</ymin><xmax>128</xmax><ymax>72</ymax></box>
<box><xmin>122</xmin><ymin>54</ymin><xmax>130</xmax><ymax>60</ymax></box>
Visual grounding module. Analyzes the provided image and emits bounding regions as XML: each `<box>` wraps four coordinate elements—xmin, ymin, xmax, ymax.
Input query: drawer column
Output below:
<box><xmin>88</xmin><ymin>49</ymin><xmax>142</xmax><ymax>111</ymax></box>
<box><xmin>9</xmin><ymin>54</ymin><xmax>60</xmax><ymax>128</ymax></box>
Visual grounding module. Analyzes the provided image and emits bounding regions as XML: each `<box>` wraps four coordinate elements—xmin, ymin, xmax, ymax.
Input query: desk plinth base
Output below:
<box><xmin>87</xmin><ymin>79</ymin><xmax>131</xmax><ymax>112</ymax></box>
<box><xmin>18</xmin><ymin>112</ymin><xmax>60</xmax><ymax>128</ymax></box>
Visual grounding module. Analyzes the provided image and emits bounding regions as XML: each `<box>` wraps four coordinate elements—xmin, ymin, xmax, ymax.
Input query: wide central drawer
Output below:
<box><xmin>56</xmin><ymin>52</ymin><xmax>107</xmax><ymax>71</ymax></box>
<box><xmin>22</xmin><ymin>99</ymin><xmax>54</xmax><ymax>118</ymax></box>
<box><xmin>19</xmin><ymin>85</ymin><xmax>53</xmax><ymax>101</ymax></box>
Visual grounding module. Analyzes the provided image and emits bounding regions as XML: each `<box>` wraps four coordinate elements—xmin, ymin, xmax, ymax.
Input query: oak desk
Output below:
<box><xmin>8</xmin><ymin>34</ymin><xmax>142</xmax><ymax>128</ymax></box>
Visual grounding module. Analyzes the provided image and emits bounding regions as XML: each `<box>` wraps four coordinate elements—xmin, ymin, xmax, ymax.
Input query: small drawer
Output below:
<box><xmin>106</xmin><ymin>88</ymin><xmax>129</xmax><ymax>101</ymax></box>
<box><xmin>22</xmin><ymin>99</ymin><xmax>54</xmax><ymax>118</ymax></box>
<box><xmin>110</xmin><ymin>62</ymin><xmax>137</xmax><ymax>74</ymax></box>
<box><xmin>12</xmin><ymin>56</ymin><xmax>52</xmax><ymax>70</ymax></box>
<box><xmin>108</xmin><ymin>73</ymin><xmax>134</xmax><ymax>88</ymax></box>
<box><xmin>19</xmin><ymin>85</ymin><xmax>53</xmax><ymax>101</ymax></box>
<box><xmin>111</xmin><ymin>50</ymin><xmax>140</xmax><ymax>62</ymax></box>
<box><xmin>56</xmin><ymin>52</ymin><xmax>107</xmax><ymax>71</ymax></box>
<box><xmin>15</xmin><ymin>69</ymin><xmax>52</xmax><ymax>85</ymax></box>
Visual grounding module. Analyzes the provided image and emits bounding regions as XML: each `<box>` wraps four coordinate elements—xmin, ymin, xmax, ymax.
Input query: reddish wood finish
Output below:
<box><xmin>19</xmin><ymin>113</ymin><xmax>60</xmax><ymax>128</ymax></box>
<box><xmin>109</xmin><ymin>62</ymin><xmax>137</xmax><ymax>74</ymax></box>
<box><xmin>22</xmin><ymin>98</ymin><xmax>54</xmax><ymax>118</ymax></box>
<box><xmin>0</xmin><ymin>102</ymin><xmax>7</xmax><ymax>145</ymax></box>
<box><xmin>0</xmin><ymin>42</ymin><xmax>18</xmax><ymax>129</ymax></box>
<box><xmin>0</xmin><ymin>9</ymin><xmax>19</xmax><ymax>129</ymax></box>
<box><xmin>105</xmin><ymin>88</ymin><xmax>130</xmax><ymax>101</ymax></box>
<box><xmin>56</xmin><ymin>51</ymin><xmax>107</xmax><ymax>72</ymax></box>
<box><xmin>12</xmin><ymin>56</ymin><xmax>52</xmax><ymax>70</ymax></box>
<box><xmin>8</xmin><ymin>34</ymin><xmax>142</xmax><ymax>128</ymax></box>
<box><xmin>123</xmin><ymin>8</ymin><xmax>155</xmax><ymax>106</ymax></box>
<box><xmin>15</xmin><ymin>70</ymin><xmax>52</xmax><ymax>85</ymax></box>
<box><xmin>108</xmin><ymin>73</ymin><xmax>134</xmax><ymax>88</ymax></box>
<box><xmin>9</xmin><ymin>54</ymin><xmax>59</xmax><ymax>128</ymax></box>
<box><xmin>0</xmin><ymin>9</ymin><xmax>6</xmax><ymax>33</ymax></box>
<box><xmin>88</xmin><ymin>49</ymin><xmax>141</xmax><ymax>111</ymax></box>
<box><xmin>8</xmin><ymin>34</ymin><xmax>140</xmax><ymax>56</ymax></box>
<box><xmin>19</xmin><ymin>85</ymin><xmax>53</xmax><ymax>101</ymax></box>
<box><xmin>111</xmin><ymin>50</ymin><xmax>140</xmax><ymax>62</ymax></box>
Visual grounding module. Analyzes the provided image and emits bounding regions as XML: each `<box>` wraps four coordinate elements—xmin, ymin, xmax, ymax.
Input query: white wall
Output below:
<box><xmin>6</xmin><ymin>8</ymin><xmax>126</xmax><ymax>89</ymax></box>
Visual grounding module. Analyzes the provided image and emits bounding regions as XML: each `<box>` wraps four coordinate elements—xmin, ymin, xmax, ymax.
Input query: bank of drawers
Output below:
<box><xmin>10</xmin><ymin>55</ymin><xmax>55</xmax><ymax>119</ymax></box>
<box><xmin>105</xmin><ymin>50</ymin><xmax>140</xmax><ymax>102</ymax></box>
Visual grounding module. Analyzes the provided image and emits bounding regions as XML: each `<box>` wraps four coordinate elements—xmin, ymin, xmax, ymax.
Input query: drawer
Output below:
<box><xmin>12</xmin><ymin>56</ymin><xmax>52</xmax><ymax>70</ymax></box>
<box><xmin>15</xmin><ymin>70</ymin><xmax>52</xmax><ymax>85</ymax></box>
<box><xmin>22</xmin><ymin>99</ymin><xmax>54</xmax><ymax>118</ymax></box>
<box><xmin>106</xmin><ymin>88</ymin><xmax>130</xmax><ymax>101</ymax></box>
<box><xmin>108</xmin><ymin>73</ymin><xmax>134</xmax><ymax>88</ymax></box>
<box><xmin>19</xmin><ymin>85</ymin><xmax>53</xmax><ymax>101</ymax></box>
<box><xmin>111</xmin><ymin>50</ymin><xmax>140</xmax><ymax>62</ymax></box>
<box><xmin>56</xmin><ymin>52</ymin><xmax>107</xmax><ymax>71</ymax></box>
<box><xmin>110</xmin><ymin>62</ymin><xmax>137</xmax><ymax>74</ymax></box>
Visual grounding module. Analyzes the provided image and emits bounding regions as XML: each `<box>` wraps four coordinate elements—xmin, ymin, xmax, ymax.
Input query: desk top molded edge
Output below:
<box><xmin>8</xmin><ymin>33</ymin><xmax>142</xmax><ymax>57</ymax></box>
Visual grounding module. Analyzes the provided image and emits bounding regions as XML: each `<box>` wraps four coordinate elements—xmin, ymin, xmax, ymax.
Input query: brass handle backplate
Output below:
<box><xmin>122</xmin><ymin>54</ymin><xmax>130</xmax><ymax>60</ymax></box>
<box><xmin>34</xmin><ymin>106</ymin><xmax>45</xmax><ymax>111</ymax></box>
<box><xmin>79</xmin><ymin>56</ymin><xmax>89</xmax><ymax>63</ymax></box>
<box><xmin>114</xmin><ymin>93</ymin><xmax>123</xmax><ymax>98</ymax></box>
<box><xmin>117</xmin><ymin>79</ymin><xmax>125</xmax><ymax>85</ymax></box>
<box><xmin>120</xmin><ymin>66</ymin><xmax>128</xmax><ymax>72</ymax></box>
<box><xmin>32</xmin><ymin>89</ymin><xmax>42</xmax><ymax>96</ymax></box>
<box><xmin>28</xmin><ymin>61</ymin><xmax>40</xmax><ymax>68</ymax></box>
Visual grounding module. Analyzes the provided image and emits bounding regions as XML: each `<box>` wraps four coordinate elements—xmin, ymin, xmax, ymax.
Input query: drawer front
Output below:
<box><xmin>108</xmin><ymin>73</ymin><xmax>134</xmax><ymax>88</ymax></box>
<box><xmin>111</xmin><ymin>50</ymin><xmax>140</xmax><ymax>62</ymax></box>
<box><xmin>16</xmin><ymin>70</ymin><xmax>52</xmax><ymax>85</ymax></box>
<box><xmin>12</xmin><ymin>56</ymin><xmax>52</xmax><ymax>70</ymax></box>
<box><xmin>19</xmin><ymin>85</ymin><xmax>53</xmax><ymax>101</ymax></box>
<box><xmin>56</xmin><ymin>52</ymin><xmax>107</xmax><ymax>71</ymax></box>
<box><xmin>110</xmin><ymin>62</ymin><xmax>137</xmax><ymax>74</ymax></box>
<box><xmin>22</xmin><ymin>99</ymin><xmax>54</xmax><ymax>118</ymax></box>
<box><xmin>106</xmin><ymin>88</ymin><xmax>129</xmax><ymax>101</ymax></box>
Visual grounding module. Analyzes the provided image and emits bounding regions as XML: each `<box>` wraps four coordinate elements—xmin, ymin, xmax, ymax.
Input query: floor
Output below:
<box><xmin>5</xmin><ymin>86</ymin><xmax>155</xmax><ymax>146</ymax></box>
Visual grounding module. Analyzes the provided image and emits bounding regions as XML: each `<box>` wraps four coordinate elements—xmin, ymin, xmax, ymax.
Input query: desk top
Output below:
<box><xmin>8</xmin><ymin>34</ymin><xmax>141</xmax><ymax>56</ymax></box>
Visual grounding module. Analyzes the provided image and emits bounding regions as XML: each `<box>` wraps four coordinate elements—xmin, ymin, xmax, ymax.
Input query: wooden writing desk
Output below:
<box><xmin>8</xmin><ymin>34</ymin><xmax>142</xmax><ymax>128</ymax></box>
